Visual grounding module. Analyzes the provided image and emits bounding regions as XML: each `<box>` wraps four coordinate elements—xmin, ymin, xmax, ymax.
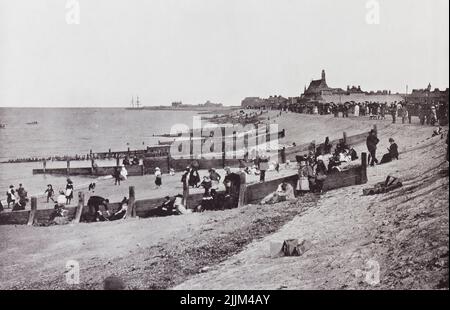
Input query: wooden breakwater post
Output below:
<box><xmin>279</xmin><ymin>147</ymin><xmax>286</xmax><ymax>164</ymax></box>
<box><xmin>126</xmin><ymin>186</ymin><xmax>136</xmax><ymax>218</ymax></box>
<box><xmin>361</xmin><ymin>152</ymin><xmax>368</xmax><ymax>184</ymax></box>
<box><xmin>66</xmin><ymin>160</ymin><xmax>71</xmax><ymax>175</ymax></box>
<box><xmin>27</xmin><ymin>197</ymin><xmax>37</xmax><ymax>226</ymax></box>
<box><xmin>343</xmin><ymin>131</ymin><xmax>347</xmax><ymax>145</ymax></box>
<box><xmin>221</xmin><ymin>127</ymin><xmax>226</xmax><ymax>168</ymax></box>
<box><xmin>237</xmin><ymin>172</ymin><xmax>247</xmax><ymax>208</ymax></box>
<box><xmin>43</xmin><ymin>159</ymin><xmax>47</xmax><ymax>174</ymax></box>
<box><xmin>73</xmin><ymin>192</ymin><xmax>85</xmax><ymax>223</ymax></box>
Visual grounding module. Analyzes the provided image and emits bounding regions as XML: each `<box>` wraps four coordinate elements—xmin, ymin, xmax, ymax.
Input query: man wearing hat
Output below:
<box><xmin>366</xmin><ymin>129</ymin><xmax>380</xmax><ymax>167</ymax></box>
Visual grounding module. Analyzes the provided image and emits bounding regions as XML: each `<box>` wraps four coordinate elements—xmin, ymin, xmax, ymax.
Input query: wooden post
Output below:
<box><xmin>141</xmin><ymin>164</ymin><xmax>144</xmax><ymax>176</ymax></box>
<box><xmin>66</xmin><ymin>160</ymin><xmax>70</xmax><ymax>175</ymax></box>
<box><xmin>233</xmin><ymin>131</ymin><xmax>237</xmax><ymax>159</ymax></box>
<box><xmin>361</xmin><ymin>152</ymin><xmax>368</xmax><ymax>184</ymax></box>
<box><xmin>43</xmin><ymin>159</ymin><xmax>47</xmax><ymax>174</ymax></box>
<box><xmin>27</xmin><ymin>197</ymin><xmax>37</xmax><ymax>226</ymax></box>
<box><xmin>188</xmin><ymin>131</ymin><xmax>192</xmax><ymax>160</ymax></box>
<box><xmin>221</xmin><ymin>127</ymin><xmax>226</xmax><ymax>168</ymax></box>
<box><xmin>73</xmin><ymin>192</ymin><xmax>84</xmax><ymax>223</ymax></box>
<box><xmin>167</xmin><ymin>155</ymin><xmax>171</xmax><ymax>173</ymax></box>
<box><xmin>116</xmin><ymin>155</ymin><xmax>120</xmax><ymax>167</ymax></box>
<box><xmin>237</xmin><ymin>172</ymin><xmax>247</xmax><ymax>208</ymax></box>
<box><xmin>343</xmin><ymin>132</ymin><xmax>347</xmax><ymax>145</ymax></box>
<box><xmin>280</xmin><ymin>147</ymin><xmax>286</xmax><ymax>164</ymax></box>
<box><xmin>126</xmin><ymin>186</ymin><xmax>136</xmax><ymax>218</ymax></box>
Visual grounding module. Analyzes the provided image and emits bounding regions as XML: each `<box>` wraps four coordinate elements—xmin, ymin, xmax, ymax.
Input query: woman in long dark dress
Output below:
<box><xmin>380</xmin><ymin>138</ymin><xmax>399</xmax><ymax>164</ymax></box>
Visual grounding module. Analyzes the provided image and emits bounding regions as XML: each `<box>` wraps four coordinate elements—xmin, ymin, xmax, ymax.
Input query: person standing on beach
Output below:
<box><xmin>65</xmin><ymin>179</ymin><xmax>74</xmax><ymax>205</ymax></box>
<box><xmin>154</xmin><ymin>167</ymin><xmax>162</xmax><ymax>189</ymax></box>
<box><xmin>208</xmin><ymin>168</ymin><xmax>221</xmax><ymax>190</ymax></box>
<box><xmin>181</xmin><ymin>167</ymin><xmax>190</xmax><ymax>206</ymax></box>
<box><xmin>390</xmin><ymin>103</ymin><xmax>397</xmax><ymax>123</ymax></box>
<box><xmin>258</xmin><ymin>153</ymin><xmax>269</xmax><ymax>183</ymax></box>
<box><xmin>113</xmin><ymin>167</ymin><xmax>121</xmax><ymax>185</ymax></box>
<box><xmin>45</xmin><ymin>184</ymin><xmax>55</xmax><ymax>203</ymax></box>
<box><xmin>6</xmin><ymin>185</ymin><xmax>16</xmax><ymax>208</ymax></box>
<box><xmin>366</xmin><ymin>129</ymin><xmax>380</xmax><ymax>167</ymax></box>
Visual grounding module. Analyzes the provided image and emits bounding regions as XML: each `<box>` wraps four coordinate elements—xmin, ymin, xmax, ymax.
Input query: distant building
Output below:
<box><xmin>171</xmin><ymin>101</ymin><xmax>182</xmax><ymax>108</ymax></box>
<box><xmin>241</xmin><ymin>97</ymin><xmax>265</xmax><ymax>108</ymax></box>
<box><xmin>407</xmin><ymin>83</ymin><xmax>449</xmax><ymax>106</ymax></box>
<box><xmin>202</xmin><ymin>100</ymin><xmax>223</xmax><ymax>108</ymax></box>
<box><xmin>300</xmin><ymin>69</ymin><xmax>403</xmax><ymax>104</ymax></box>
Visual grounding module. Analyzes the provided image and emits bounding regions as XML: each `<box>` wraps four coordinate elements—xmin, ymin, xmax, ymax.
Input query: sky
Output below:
<box><xmin>0</xmin><ymin>0</ymin><xmax>448</xmax><ymax>107</ymax></box>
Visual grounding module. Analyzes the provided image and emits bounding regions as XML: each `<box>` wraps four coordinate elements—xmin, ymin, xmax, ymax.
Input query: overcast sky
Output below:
<box><xmin>0</xmin><ymin>0</ymin><xmax>448</xmax><ymax>107</ymax></box>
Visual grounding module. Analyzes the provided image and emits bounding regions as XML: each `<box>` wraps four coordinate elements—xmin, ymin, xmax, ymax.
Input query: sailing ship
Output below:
<box><xmin>125</xmin><ymin>96</ymin><xmax>145</xmax><ymax>110</ymax></box>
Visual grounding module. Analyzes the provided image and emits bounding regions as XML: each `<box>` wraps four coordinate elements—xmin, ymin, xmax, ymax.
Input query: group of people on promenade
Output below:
<box><xmin>248</xmin><ymin>101</ymin><xmax>448</xmax><ymax>126</ymax></box>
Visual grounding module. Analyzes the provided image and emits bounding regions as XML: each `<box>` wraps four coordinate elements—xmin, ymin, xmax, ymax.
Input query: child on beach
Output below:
<box><xmin>6</xmin><ymin>185</ymin><xmax>16</xmax><ymax>208</ymax></box>
<box><xmin>65</xmin><ymin>179</ymin><xmax>74</xmax><ymax>205</ymax></box>
<box><xmin>154</xmin><ymin>167</ymin><xmax>162</xmax><ymax>188</ymax></box>
<box><xmin>45</xmin><ymin>184</ymin><xmax>55</xmax><ymax>203</ymax></box>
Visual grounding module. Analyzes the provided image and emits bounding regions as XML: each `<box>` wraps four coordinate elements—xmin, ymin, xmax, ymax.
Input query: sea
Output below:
<box><xmin>0</xmin><ymin>108</ymin><xmax>201</xmax><ymax>202</ymax></box>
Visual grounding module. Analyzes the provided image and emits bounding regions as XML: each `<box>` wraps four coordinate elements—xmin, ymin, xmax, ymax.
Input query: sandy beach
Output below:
<box><xmin>0</xmin><ymin>112</ymin><xmax>448</xmax><ymax>290</ymax></box>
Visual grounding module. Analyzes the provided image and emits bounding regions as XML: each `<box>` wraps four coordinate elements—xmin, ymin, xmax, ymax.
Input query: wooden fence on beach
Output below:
<box><xmin>0</xmin><ymin>152</ymin><xmax>368</xmax><ymax>226</ymax></box>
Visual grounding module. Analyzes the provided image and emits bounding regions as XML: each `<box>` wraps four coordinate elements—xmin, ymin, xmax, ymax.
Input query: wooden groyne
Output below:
<box><xmin>2</xmin><ymin>145</ymin><xmax>171</xmax><ymax>164</ymax></box>
<box><xmin>31</xmin><ymin>126</ymin><xmax>375</xmax><ymax>177</ymax></box>
<box><xmin>32</xmin><ymin>128</ymin><xmax>286</xmax><ymax>176</ymax></box>
<box><xmin>1</xmin><ymin>153</ymin><xmax>368</xmax><ymax>226</ymax></box>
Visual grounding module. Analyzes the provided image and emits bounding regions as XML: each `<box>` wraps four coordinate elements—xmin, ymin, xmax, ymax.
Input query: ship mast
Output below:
<box><xmin>136</xmin><ymin>96</ymin><xmax>140</xmax><ymax>108</ymax></box>
<box><xmin>131</xmin><ymin>96</ymin><xmax>134</xmax><ymax>108</ymax></box>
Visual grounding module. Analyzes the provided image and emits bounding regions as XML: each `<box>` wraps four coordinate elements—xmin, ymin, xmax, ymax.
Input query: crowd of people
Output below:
<box><xmin>246</xmin><ymin>101</ymin><xmax>449</xmax><ymax>126</ymax></box>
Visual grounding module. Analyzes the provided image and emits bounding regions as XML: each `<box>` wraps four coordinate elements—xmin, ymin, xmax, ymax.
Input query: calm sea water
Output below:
<box><xmin>0</xmin><ymin>108</ymin><xmax>200</xmax><ymax>201</ymax></box>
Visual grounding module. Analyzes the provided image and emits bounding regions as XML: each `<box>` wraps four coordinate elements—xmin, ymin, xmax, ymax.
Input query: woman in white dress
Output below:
<box><xmin>354</xmin><ymin>103</ymin><xmax>360</xmax><ymax>117</ymax></box>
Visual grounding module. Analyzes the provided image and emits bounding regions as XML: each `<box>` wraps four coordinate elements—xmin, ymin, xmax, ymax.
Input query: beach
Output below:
<box><xmin>0</xmin><ymin>111</ymin><xmax>447</xmax><ymax>289</ymax></box>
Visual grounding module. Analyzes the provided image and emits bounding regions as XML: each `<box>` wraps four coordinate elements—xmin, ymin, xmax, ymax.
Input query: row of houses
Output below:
<box><xmin>241</xmin><ymin>70</ymin><xmax>449</xmax><ymax>109</ymax></box>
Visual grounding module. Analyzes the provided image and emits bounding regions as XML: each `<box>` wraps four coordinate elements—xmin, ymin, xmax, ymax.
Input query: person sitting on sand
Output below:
<box><xmin>109</xmin><ymin>197</ymin><xmax>128</xmax><ymax>221</ymax></box>
<box><xmin>200</xmin><ymin>176</ymin><xmax>212</xmax><ymax>194</ymax></box>
<box><xmin>380</xmin><ymin>138</ymin><xmax>399</xmax><ymax>164</ymax></box>
<box><xmin>261</xmin><ymin>181</ymin><xmax>295</xmax><ymax>205</ymax></box>
<box><xmin>174</xmin><ymin>194</ymin><xmax>192</xmax><ymax>215</ymax></box>
<box><xmin>208</xmin><ymin>168</ymin><xmax>221</xmax><ymax>189</ymax></box>
<box><xmin>50</xmin><ymin>194</ymin><xmax>68</xmax><ymax>219</ymax></box>
<box><xmin>197</xmin><ymin>192</ymin><xmax>215</xmax><ymax>212</ymax></box>
<box><xmin>87</xmin><ymin>196</ymin><xmax>110</xmax><ymax>222</ymax></box>
<box><xmin>432</xmin><ymin>127</ymin><xmax>443</xmax><ymax>137</ymax></box>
